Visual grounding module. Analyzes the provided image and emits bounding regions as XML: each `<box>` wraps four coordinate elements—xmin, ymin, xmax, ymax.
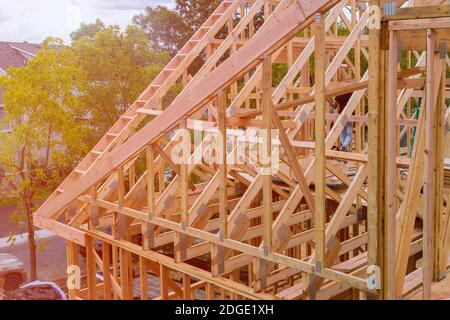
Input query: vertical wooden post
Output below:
<box><xmin>436</xmin><ymin>61</ymin><xmax>447</xmax><ymax>278</ymax></box>
<box><xmin>66</xmin><ymin>241</ymin><xmax>79</xmax><ymax>300</ymax></box>
<box><xmin>385</xmin><ymin>29</ymin><xmax>398</xmax><ymax>300</ymax></box>
<box><xmin>88</xmin><ymin>186</ymin><xmax>98</xmax><ymax>230</ymax></box>
<box><xmin>175</xmin><ymin>120</ymin><xmax>189</xmax><ymax>263</ymax></box>
<box><xmin>183</xmin><ymin>274</ymin><xmax>192</xmax><ymax>300</ymax></box>
<box><xmin>147</xmin><ymin>146</ymin><xmax>155</xmax><ymax>217</ymax></box>
<box><xmin>180</xmin><ymin>120</ymin><xmax>189</xmax><ymax>227</ymax></box>
<box><xmin>129</xmin><ymin>162</ymin><xmax>136</xmax><ymax>187</ymax></box>
<box><xmin>314</xmin><ymin>11</ymin><xmax>326</xmax><ymax>273</ymax></box>
<box><xmin>367</xmin><ymin>6</ymin><xmax>387</xmax><ymax>298</ymax></box>
<box><xmin>423</xmin><ymin>28</ymin><xmax>437</xmax><ymax>300</ymax></box>
<box><xmin>120</xmin><ymin>248</ymin><xmax>132</xmax><ymax>300</ymax></box>
<box><xmin>218</xmin><ymin>90</ymin><xmax>228</xmax><ymax>238</ymax></box>
<box><xmin>114</xmin><ymin>166</ymin><xmax>125</xmax><ymax>240</ymax></box>
<box><xmin>102</xmin><ymin>241</ymin><xmax>112</xmax><ymax>300</ymax></box>
<box><xmin>353</xmin><ymin>0</ymin><xmax>362</xmax><ymax>249</ymax></box>
<box><xmin>261</xmin><ymin>54</ymin><xmax>273</xmax><ymax>256</ymax></box>
<box><xmin>211</xmin><ymin>243</ymin><xmax>224</xmax><ymax>277</ymax></box>
<box><xmin>407</xmin><ymin>51</ymin><xmax>412</xmax><ymax>156</ymax></box>
<box><xmin>143</xmin><ymin>146</ymin><xmax>155</xmax><ymax>250</ymax></box>
<box><xmin>378</xmin><ymin>20</ymin><xmax>389</xmax><ymax>301</ymax></box>
<box><xmin>206</xmin><ymin>283</ymin><xmax>214</xmax><ymax>300</ymax></box>
<box><xmin>112</xmin><ymin>244</ymin><xmax>118</xmax><ymax>300</ymax></box>
<box><xmin>140</xmin><ymin>257</ymin><xmax>148</xmax><ymax>300</ymax></box>
<box><xmin>160</xmin><ymin>264</ymin><xmax>169</xmax><ymax>300</ymax></box>
<box><xmin>85</xmin><ymin>235</ymin><xmax>97</xmax><ymax>300</ymax></box>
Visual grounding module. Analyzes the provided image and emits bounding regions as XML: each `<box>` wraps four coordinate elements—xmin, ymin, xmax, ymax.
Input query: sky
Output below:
<box><xmin>0</xmin><ymin>0</ymin><xmax>175</xmax><ymax>44</ymax></box>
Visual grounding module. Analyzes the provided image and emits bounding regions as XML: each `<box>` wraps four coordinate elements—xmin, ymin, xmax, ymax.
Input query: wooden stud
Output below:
<box><xmin>385</xmin><ymin>29</ymin><xmax>398</xmax><ymax>300</ymax></box>
<box><xmin>262</xmin><ymin>54</ymin><xmax>273</xmax><ymax>255</ymax></box>
<box><xmin>314</xmin><ymin>11</ymin><xmax>327</xmax><ymax>275</ymax></box>
<box><xmin>140</xmin><ymin>257</ymin><xmax>148</xmax><ymax>300</ymax></box>
<box><xmin>86</xmin><ymin>235</ymin><xmax>97</xmax><ymax>300</ymax></box>
<box><xmin>423</xmin><ymin>28</ymin><xmax>437</xmax><ymax>300</ymax></box>
<box><xmin>102</xmin><ymin>241</ymin><xmax>112</xmax><ymax>300</ymax></box>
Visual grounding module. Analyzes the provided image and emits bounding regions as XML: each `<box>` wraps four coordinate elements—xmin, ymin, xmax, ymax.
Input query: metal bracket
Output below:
<box><xmin>384</xmin><ymin>2</ymin><xmax>396</xmax><ymax>16</ymax></box>
<box><xmin>263</xmin><ymin>245</ymin><xmax>269</xmax><ymax>257</ymax></box>
<box><xmin>439</xmin><ymin>43</ymin><xmax>447</xmax><ymax>60</ymax></box>
<box><xmin>218</xmin><ymin>230</ymin><xmax>225</xmax><ymax>242</ymax></box>
<box><xmin>316</xmin><ymin>261</ymin><xmax>322</xmax><ymax>273</ymax></box>
<box><xmin>315</xmin><ymin>13</ymin><xmax>322</xmax><ymax>23</ymax></box>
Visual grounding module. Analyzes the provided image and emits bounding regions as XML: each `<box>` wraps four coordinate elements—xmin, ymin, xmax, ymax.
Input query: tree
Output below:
<box><xmin>0</xmin><ymin>38</ymin><xmax>89</xmax><ymax>280</ymax></box>
<box><xmin>175</xmin><ymin>0</ymin><xmax>222</xmax><ymax>32</ymax></box>
<box><xmin>70</xmin><ymin>19</ymin><xmax>105</xmax><ymax>41</ymax></box>
<box><xmin>133</xmin><ymin>1</ymin><xmax>221</xmax><ymax>57</ymax></box>
<box><xmin>72</xmin><ymin>25</ymin><xmax>169</xmax><ymax>144</ymax></box>
<box><xmin>133</xmin><ymin>6</ymin><xmax>190</xmax><ymax>57</ymax></box>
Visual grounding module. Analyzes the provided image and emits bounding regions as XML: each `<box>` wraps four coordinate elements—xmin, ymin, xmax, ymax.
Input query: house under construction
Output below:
<box><xmin>33</xmin><ymin>0</ymin><xmax>450</xmax><ymax>300</ymax></box>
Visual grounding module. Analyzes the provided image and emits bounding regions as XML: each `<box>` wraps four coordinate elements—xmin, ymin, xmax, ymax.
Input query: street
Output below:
<box><xmin>0</xmin><ymin>233</ymin><xmax>69</xmax><ymax>283</ymax></box>
<box><xmin>1</xmin><ymin>205</ymin><xmax>70</xmax><ymax>283</ymax></box>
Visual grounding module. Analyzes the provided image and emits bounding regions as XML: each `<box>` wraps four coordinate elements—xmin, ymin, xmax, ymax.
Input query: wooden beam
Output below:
<box><xmin>34</xmin><ymin>0</ymin><xmax>339</xmax><ymax>221</ymax></box>
<box><xmin>262</xmin><ymin>54</ymin><xmax>273</xmax><ymax>256</ymax></box>
<box><xmin>86</xmin><ymin>235</ymin><xmax>97</xmax><ymax>300</ymax></box>
<box><xmin>423</xmin><ymin>28</ymin><xmax>437</xmax><ymax>300</ymax></box>
<box><xmin>385</xmin><ymin>29</ymin><xmax>398</xmax><ymax>300</ymax></box>
<box><xmin>389</xmin><ymin>17</ymin><xmax>450</xmax><ymax>31</ymax></box>
<box><xmin>140</xmin><ymin>257</ymin><xmax>148</xmax><ymax>300</ymax></box>
<box><xmin>66</xmin><ymin>241</ymin><xmax>80</xmax><ymax>299</ymax></box>
<box><xmin>314</xmin><ymin>11</ymin><xmax>327</xmax><ymax>274</ymax></box>
<box><xmin>102</xmin><ymin>241</ymin><xmax>112</xmax><ymax>300</ymax></box>
<box><xmin>217</xmin><ymin>90</ymin><xmax>228</xmax><ymax>238</ymax></box>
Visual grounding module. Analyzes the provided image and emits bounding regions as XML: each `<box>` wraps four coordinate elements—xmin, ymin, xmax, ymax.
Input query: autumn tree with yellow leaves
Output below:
<box><xmin>0</xmin><ymin>25</ymin><xmax>168</xmax><ymax>279</ymax></box>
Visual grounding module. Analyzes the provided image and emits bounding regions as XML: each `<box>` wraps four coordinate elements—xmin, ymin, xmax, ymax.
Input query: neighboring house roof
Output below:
<box><xmin>0</xmin><ymin>41</ymin><xmax>40</xmax><ymax>72</ymax></box>
<box><xmin>0</xmin><ymin>41</ymin><xmax>41</xmax><ymax>106</ymax></box>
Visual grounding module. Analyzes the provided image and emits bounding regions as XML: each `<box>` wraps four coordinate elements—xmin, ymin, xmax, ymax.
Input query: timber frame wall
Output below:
<box><xmin>34</xmin><ymin>0</ymin><xmax>450</xmax><ymax>300</ymax></box>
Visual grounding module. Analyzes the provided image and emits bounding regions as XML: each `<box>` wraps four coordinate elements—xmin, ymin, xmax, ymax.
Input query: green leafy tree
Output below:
<box><xmin>71</xmin><ymin>25</ymin><xmax>169</xmax><ymax>144</ymax></box>
<box><xmin>175</xmin><ymin>0</ymin><xmax>222</xmax><ymax>31</ymax></box>
<box><xmin>133</xmin><ymin>1</ymin><xmax>221</xmax><ymax>57</ymax></box>
<box><xmin>0</xmin><ymin>38</ymin><xmax>89</xmax><ymax>280</ymax></box>
<box><xmin>133</xmin><ymin>6</ymin><xmax>190</xmax><ymax>57</ymax></box>
<box><xmin>70</xmin><ymin>19</ymin><xmax>105</xmax><ymax>41</ymax></box>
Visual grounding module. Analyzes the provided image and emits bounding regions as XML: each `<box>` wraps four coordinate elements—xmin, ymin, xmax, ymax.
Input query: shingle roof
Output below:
<box><xmin>0</xmin><ymin>41</ymin><xmax>41</xmax><ymax>72</ymax></box>
<box><xmin>0</xmin><ymin>41</ymin><xmax>41</xmax><ymax>106</ymax></box>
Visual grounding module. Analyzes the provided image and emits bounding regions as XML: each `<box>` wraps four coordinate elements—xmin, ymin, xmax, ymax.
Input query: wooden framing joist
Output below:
<box><xmin>34</xmin><ymin>0</ymin><xmax>450</xmax><ymax>300</ymax></box>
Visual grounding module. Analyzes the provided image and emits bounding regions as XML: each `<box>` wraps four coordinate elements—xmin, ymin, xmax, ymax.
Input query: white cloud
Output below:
<box><xmin>0</xmin><ymin>8</ymin><xmax>11</xmax><ymax>22</ymax></box>
<box><xmin>0</xmin><ymin>0</ymin><xmax>175</xmax><ymax>44</ymax></box>
<box><xmin>95</xmin><ymin>0</ymin><xmax>172</xmax><ymax>11</ymax></box>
